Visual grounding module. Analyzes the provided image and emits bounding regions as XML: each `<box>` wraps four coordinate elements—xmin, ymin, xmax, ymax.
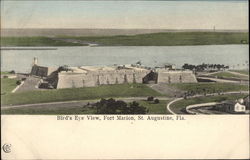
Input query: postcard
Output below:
<box><xmin>1</xmin><ymin>0</ymin><xmax>249</xmax><ymax>159</ymax></box>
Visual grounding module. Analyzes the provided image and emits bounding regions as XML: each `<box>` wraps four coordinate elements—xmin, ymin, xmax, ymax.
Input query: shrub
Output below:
<box><xmin>16</xmin><ymin>80</ymin><xmax>21</xmax><ymax>85</ymax></box>
<box><xmin>9</xmin><ymin>70</ymin><xmax>15</xmax><ymax>74</ymax></box>
<box><xmin>154</xmin><ymin>99</ymin><xmax>160</xmax><ymax>104</ymax></box>
<box><xmin>147</xmin><ymin>96</ymin><xmax>154</xmax><ymax>101</ymax></box>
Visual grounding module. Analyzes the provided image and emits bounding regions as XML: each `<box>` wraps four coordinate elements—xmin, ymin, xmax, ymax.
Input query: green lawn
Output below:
<box><xmin>1</xmin><ymin>100</ymin><xmax>170</xmax><ymax>115</ymax></box>
<box><xmin>1</xmin><ymin>78</ymin><xmax>18</xmax><ymax>95</ymax></box>
<box><xmin>209</xmin><ymin>72</ymin><xmax>249</xmax><ymax>80</ymax></box>
<box><xmin>138</xmin><ymin>100</ymin><xmax>171</xmax><ymax>114</ymax></box>
<box><xmin>1</xmin><ymin>83</ymin><xmax>162</xmax><ymax>106</ymax></box>
<box><xmin>229</xmin><ymin>70</ymin><xmax>249</xmax><ymax>75</ymax></box>
<box><xmin>1</xmin><ymin>105</ymin><xmax>97</xmax><ymax>115</ymax></box>
<box><xmin>171</xmin><ymin>94</ymin><xmax>248</xmax><ymax>114</ymax></box>
<box><xmin>62</xmin><ymin>32</ymin><xmax>249</xmax><ymax>46</ymax></box>
<box><xmin>1</xmin><ymin>32</ymin><xmax>248</xmax><ymax>46</ymax></box>
<box><xmin>1</xmin><ymin>37</ymin><xmax>86</xmax><ymax>46</ymax></box>
<box><xmin>169</xmin><ymin>82</ymin><xmax>249</xmax><ymax>94</ymax></box>
<box><xmin>1</xmin><ymin>71</ymin><xmax>12</xmax><ymax>75</ymax></box>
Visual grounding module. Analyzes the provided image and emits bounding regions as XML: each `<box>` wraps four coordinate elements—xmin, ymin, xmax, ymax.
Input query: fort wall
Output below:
<box><xmin>31</xmin><ymin>65</ymin><xmax>58</xmax><ymax>77</ymax></box>
<box><xmin>56</xmin><ymin>69</ymin><xmax>197</xmax><ymax>89</ymax></box>
<box><xmin>31</xmin><ymin>63</ymin><xmax>197</xmax><ymax>89</ymax></box>
<box><xmin>56</xmin><ymin>69</ymin><xmax>150</xmax><ymax>89</ymax></box>
<box><xmin>157</xmin><ymin>71</ymin><xmax>197</xmax><ymax>84</ymax></box>
<box><xmin>31</xmin><ymin>65</ymin><xmax>48</xmax><ymax>77</ymax></box>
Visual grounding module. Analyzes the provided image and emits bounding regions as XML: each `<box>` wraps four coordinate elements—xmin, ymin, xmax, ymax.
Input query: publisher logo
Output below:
<box><xmin>2</xmin><ymin>144</ymin><xmax>11</xmax><ymax>153</ymax></box>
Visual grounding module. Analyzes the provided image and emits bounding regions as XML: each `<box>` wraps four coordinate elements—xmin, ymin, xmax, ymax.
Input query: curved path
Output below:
<box><xmin>166</xmin><ymin>91</ymin><xmax>249</xmax><ymax>115</ymax></box>
<box><xmin>1</xmin><ymin>96</ymin><xmax>170</xmax><ymax>109</ymax></box>
<box><xmin>199</xmin><ymin>71</ymin><xmax>222</xmax><ymax>76</ymax></box>
<box><xmin>198</xmin><ymin>70</ymin><xmax>249</xmax><ymax>84</ymax></box>
<box><xmin>166</xmin><ymin>98</ymin><xmax>183</xmax><ymax>115</ymax></box>
<box><xmin>186</xmin><ymin>102</ymin><xmax>220</xmax><ymax>114</ymax></box>
<box><xmin>199</xmin><ymin>70</ymin><xmax>249</xmax><ymax>77</ymax></box>
<box><xmin>227</xmin><ymin>71</ymin><xmax>249</xmax><ymax>77</ymax></box>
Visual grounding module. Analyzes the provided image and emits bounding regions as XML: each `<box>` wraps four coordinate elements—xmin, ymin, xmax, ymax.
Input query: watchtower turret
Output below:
<box><xmin>33</xmin><ymin>57</ymin><xmax>38</xmax><ymax>66</ymax></box>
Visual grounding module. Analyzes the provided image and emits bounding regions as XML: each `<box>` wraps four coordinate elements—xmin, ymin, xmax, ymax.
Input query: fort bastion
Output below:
<box><xmin>30</xmin><ymin>58</ymin><xmax>197</xmax><ymax>89</ymax></box>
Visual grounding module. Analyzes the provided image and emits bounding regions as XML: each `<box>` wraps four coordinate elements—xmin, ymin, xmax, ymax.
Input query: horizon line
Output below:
<box><xmin>2</xmin><ymin>28</ymin><xmax>249</xmax><ymax>30</ymax></box>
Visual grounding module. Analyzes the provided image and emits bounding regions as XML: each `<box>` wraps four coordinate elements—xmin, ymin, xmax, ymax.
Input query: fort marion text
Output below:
<box><xmin>57</xmin><ymin>115</ymin><xmax>185</xmax><ymax>122</ymax></box>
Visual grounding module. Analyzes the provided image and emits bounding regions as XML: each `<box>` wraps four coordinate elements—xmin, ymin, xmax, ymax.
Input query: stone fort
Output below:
<box><xmin>30</xmin><ymin>58</ymin><xmax>197</xmax><ymax>89</ymax></box>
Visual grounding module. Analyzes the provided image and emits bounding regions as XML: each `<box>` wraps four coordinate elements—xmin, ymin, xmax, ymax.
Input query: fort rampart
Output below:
<box><xmin>157</xmin><ymin>70</ymin><xmax>197</xmax><ymax>83</ymax></box>
<box><xmin>31</xmin><ymin>64</ymin><xmax>197</xmax><ymax>89</ymax></box>
<box><xmin>56</xmin><ymin>69</ymin><xmax>150</xmax><ymax>88</ymax></box>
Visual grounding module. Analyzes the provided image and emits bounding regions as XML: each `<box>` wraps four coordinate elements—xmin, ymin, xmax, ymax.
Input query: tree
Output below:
<box><xmin>183</xmin><ymin>92</ymin><xmax>187</xmax><ymax>99</ymax></box>
<box><xmin>184</xmin><ymin>95</ymin><xmax>187</xmax><ymax>99</ymax></box>
<box><xmin>182</xmin><ymin>63</ymin><xmax>195</xmax><ymax>70</ymax></box>
<box><xmin>136</xmin><ymin>61</ymin><xmax>142</xmax><ymax>65</ymax></box>
<box><xmin>96</xmin><ymin>98</ymin><xmax>148</xmax><ymax>114</ymax></box>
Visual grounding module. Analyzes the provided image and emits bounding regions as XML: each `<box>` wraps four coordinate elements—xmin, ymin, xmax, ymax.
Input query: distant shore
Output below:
<box><xmin>1</xmin><ymin>32</ymin><xmax>248</xmax><ymax>47</ymax></box>
<box><xmin>0</xmin><ymin>47</ymin><xmax>58</xmax><ymax>50</ymax></box>
<box><xmin>2</xmin><ymin>28</ymin><xmax>248</xmax><ymax>37</ymax></box>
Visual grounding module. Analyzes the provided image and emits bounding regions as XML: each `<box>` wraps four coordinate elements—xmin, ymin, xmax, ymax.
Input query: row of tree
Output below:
<box><xmin>96</xmin><ymin>98</ymin><xmax>148</xmax><ymax>114</ymax></box>
<box><xmin>182</xmin><ymin>63</ymin><xmax>229</xmax><ymax>71</ymax></box>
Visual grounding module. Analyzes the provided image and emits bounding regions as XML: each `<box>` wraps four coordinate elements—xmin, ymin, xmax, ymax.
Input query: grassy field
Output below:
<box><xmin>1</xmin><ymin>99</ymin><xmax>170</xmax><ymax>115</ymax></box>
<box><xmin>229</xmin><ymin>70</ymin><xmax>249</xmax><ymax>75</ymax></box>
<box><xmin>169</xmin><ymin>82</ymin><xmax>249</xmax><ymax>94</ymax></box>
<box><xmin>209</xmin><ymin>72</ymin><xmax>249</xmax><ymax>80</ymax></box>
<box><xmin>1</xmin><ymin>32</ymin><xmax>248</xmax><ymax>46</ymax></box>
<box><xmin>1</xmin><ymin>84</ymin><xmax>162</xmax><ymax>106</ymax></box>
<box><xmin>171</xmin><ymin>94</ymin><xmax>248</xmax><ymax>114</ymax></box>
<box><xmin>1</xmin><ymin>71</ymin><xmax>12</xmax><ymax>75</ymax></box>
<box><xmin>138</xmin><ymin>100</ymin><xmax>171</xmax><ymax>114</ymax></box>
<box><xmin>1</xmin><ymin>37</ymin><xmax>86</xmax><ymax>46</ymax></box>
<box><xmin>1</xmin><ymin>78</ymin><xmax>18</xmax><ymax>95</ymax></box>
<box><xmin>1</xmin><ymin>105</ymin><xmax>97</xmax><ymax>115</ymax></box>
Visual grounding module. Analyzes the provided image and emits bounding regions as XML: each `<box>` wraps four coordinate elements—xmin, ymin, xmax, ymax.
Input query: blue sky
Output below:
<box><xmin>1</xmin><ymin>1</ymin><xmax>248</xmax><ymax>29</ymax></box>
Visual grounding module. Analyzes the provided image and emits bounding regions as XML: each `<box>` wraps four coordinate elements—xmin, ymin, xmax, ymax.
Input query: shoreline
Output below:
<box><xmin>1</xmin><ymin>43</ymin><xmax>249</xmax><ymax>48</ymax></box>
<box><xmin>0</xmin><ymin>47</ymin><xmax>58</xmax><ymax>50</ymax></box>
